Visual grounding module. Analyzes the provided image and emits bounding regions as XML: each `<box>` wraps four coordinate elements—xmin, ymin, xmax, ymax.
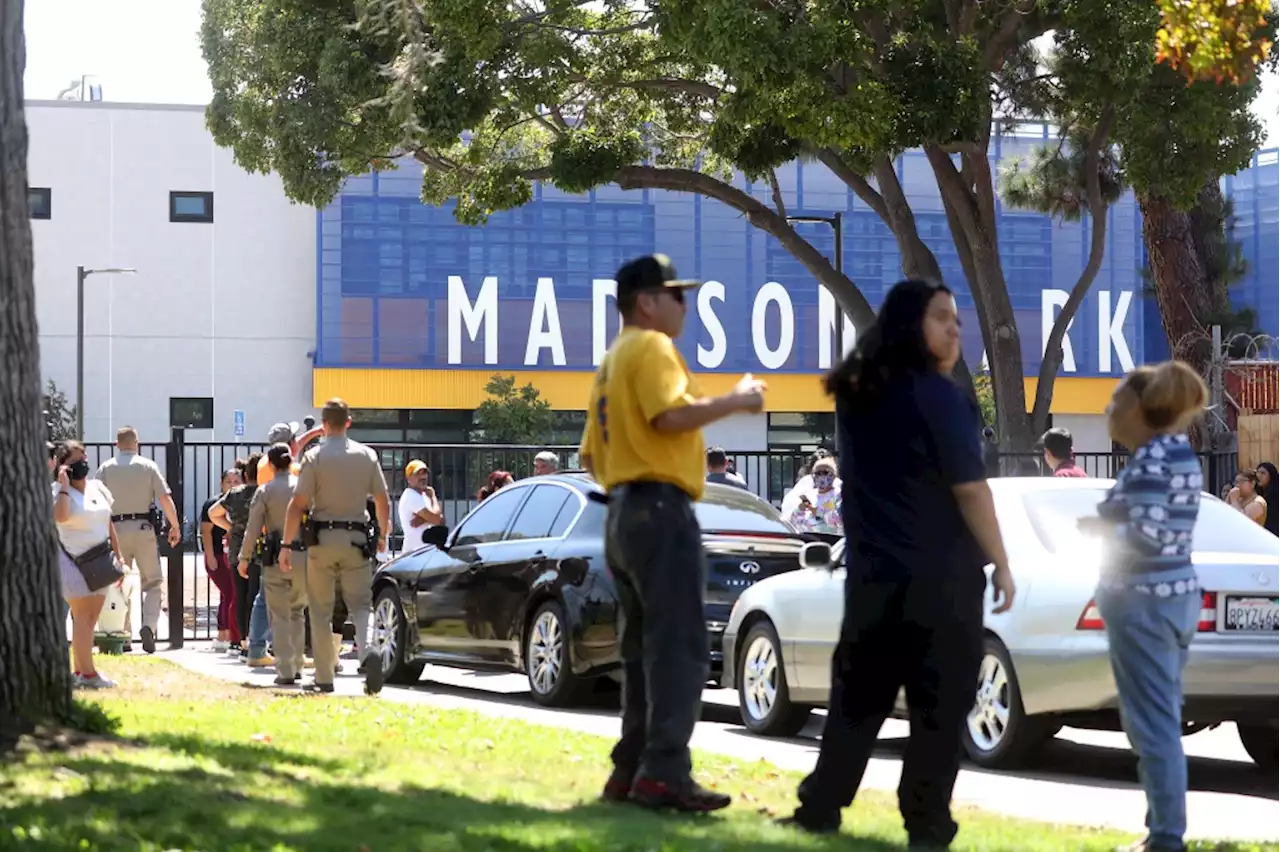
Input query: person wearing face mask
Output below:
<box><xmin>53</xmin><ymin>441</ymin><xmax>123</xmax><ymax>689</ymax></box>
<box><xmin>788</xmin><ymin>457</ymin><xmax>842</xmax><ymax>534</ymax></box>
<box><xmin>94</xmin><ymin>426</ymin><xmax>181</xmax><ymax>655</ymax></box>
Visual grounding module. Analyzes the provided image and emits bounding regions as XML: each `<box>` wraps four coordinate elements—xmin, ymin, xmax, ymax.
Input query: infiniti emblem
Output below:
<box><xmin>740</xmin><ymin>561</ymin><xmax>761</xmax><ymax>575</ymax></box>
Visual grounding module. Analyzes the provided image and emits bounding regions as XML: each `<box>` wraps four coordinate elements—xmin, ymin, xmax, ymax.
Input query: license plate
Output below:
<box><xmin>1223</xmin><ymin>596</ymin><xmax>1280</xmax><ymax>632</ymax></box>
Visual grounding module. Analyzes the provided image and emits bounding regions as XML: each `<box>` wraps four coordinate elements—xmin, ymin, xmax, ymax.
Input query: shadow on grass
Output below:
<box><xmin>4</xmin><ymin>747</ymin><xmax>907</xmax><ymax>852</ymax></box>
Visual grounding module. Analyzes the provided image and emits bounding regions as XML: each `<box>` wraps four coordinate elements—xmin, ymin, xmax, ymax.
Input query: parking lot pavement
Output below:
<box><xmin>159</xmin><ymin>646</ymin><xmax>1279</xmax><ymax>843</ymax></box>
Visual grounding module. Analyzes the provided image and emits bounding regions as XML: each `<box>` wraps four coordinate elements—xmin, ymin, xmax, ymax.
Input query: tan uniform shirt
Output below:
<box><xmin>95</xmin><ymin>452</ymin><xmax>170</xmax><ymax>531</ymax></box>
<box><xmin>239</xmin><ymin>471</ymin><xmax>296</xmax><ymax>562</ymax></box>
<box><xmin>294</xmin><ymin>436</ymin><xmax>388</xmax><ymax>522</ymax></box>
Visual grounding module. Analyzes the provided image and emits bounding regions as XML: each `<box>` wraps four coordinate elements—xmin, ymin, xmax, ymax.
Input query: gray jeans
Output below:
<box><xmin>605</xmin><ymin>481</ymin><xmax>709</xmax><ymax>788</ymax></box>
<box><xmin>1096</xmin><ymin>566</ymin><xmax>1200</xmax><ymax>849</ymax></box>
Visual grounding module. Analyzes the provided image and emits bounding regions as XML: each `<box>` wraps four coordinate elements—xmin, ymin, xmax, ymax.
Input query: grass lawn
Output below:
<box><xmin>0</xmin><ymin>657</ymin><xmax>1273</xmax><ymax>852</ymax></box>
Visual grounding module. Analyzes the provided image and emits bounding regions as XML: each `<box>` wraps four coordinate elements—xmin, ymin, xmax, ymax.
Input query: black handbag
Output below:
<box><xmin>62</xmin><ymin>539</ymin><xmax>126</xmax><ymax>593</ymax></box>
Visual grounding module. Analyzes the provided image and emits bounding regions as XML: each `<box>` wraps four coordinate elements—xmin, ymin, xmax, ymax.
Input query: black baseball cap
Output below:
<box><xmin>616</xmin><ymin>254</ymin><xmax>699</xmax><ymax>303</ymax></box>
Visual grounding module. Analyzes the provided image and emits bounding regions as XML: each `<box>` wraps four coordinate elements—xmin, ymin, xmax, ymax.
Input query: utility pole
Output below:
<box><xmin>786</xmin><ymin>212</ymin><xmax>846</xmax><ymax>456</ymax></box>
<box><xmin>76</xmin><ymin>266</ymin><xmax>136</xmax><ymax>439</ymax></box>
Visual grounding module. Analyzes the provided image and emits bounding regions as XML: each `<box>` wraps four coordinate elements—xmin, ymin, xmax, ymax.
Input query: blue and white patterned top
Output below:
<box><xmin>1097</xmin><ymin>433</ymin><xmax>1202</xmax><ymax>586</ymax></box>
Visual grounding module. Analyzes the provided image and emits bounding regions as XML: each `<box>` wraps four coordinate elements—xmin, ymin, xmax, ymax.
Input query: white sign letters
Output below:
<box><xmin>446</xmin><ymin>275</ymin><xmax>1138</xmax><ymax>374</ymax></box>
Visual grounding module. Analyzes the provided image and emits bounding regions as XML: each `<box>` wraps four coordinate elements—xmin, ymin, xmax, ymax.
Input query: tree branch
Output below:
<box><xmin>872</xmin><ymin>157</ymin><xmax>944</xmax><ymax>281</ymax></box>
<box><xmin>811</xmin><ymin>147</ymin><xmax>889</xmax><ymax>221</ymax></box>
<box><xmin>611</xmin><ymin>165</ymin><xmax>876</xmax><ymax>328</ymax></box>
<box><xmin>983</xmin><ymin>0</ymin><xmax>1037</xmax><ymax>71</ymax></box>
<box><xmin>1031</xmin><ymin>104</ymin><xmax>1117</xmax><ymax>430</ymax></box>
<box><xmin>568</xmin><ymin>76</ymin><xmax>723</xmax><ymax>100</ymax></box>
<box><xmin>766</xmin><ymin>169</ymin><xmax>788</xmax><ymax>218</ymax></box>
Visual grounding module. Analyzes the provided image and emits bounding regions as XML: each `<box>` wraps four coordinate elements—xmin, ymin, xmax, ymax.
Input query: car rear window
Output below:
<box><xmin>1021</xmin><ymin>487</ymin><xmax>1279</xmax><ymax>557</ymax></box>
<box><xmin>695</xmin><ymin>487</ymin><xmax>794</xmax><ymax>535</ymax></box>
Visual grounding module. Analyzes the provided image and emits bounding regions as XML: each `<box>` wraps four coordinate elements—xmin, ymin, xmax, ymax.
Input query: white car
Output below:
<box><xmin>720</xmin><ymin>477</ymin><xmax>1280</xmax><ymax>771</ymax></box>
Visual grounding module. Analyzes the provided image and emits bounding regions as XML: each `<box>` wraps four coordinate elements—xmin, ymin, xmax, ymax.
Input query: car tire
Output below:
<box><xmin>1237</xmin><ymin>723</ymin><xmax>1279</xmax><ymax>772</ymax></box>
<box><xmin>371</xmin><ymin>586</ymin><xmax>425</xmax><ymax>686</ymax></box>
<box><xmin>525</xmin><ymin>600</ymin><xmax>586</xmax><ymax>707</ymax></box>
<box><xmin>962</xmin><ymin>636</ymin><xmax>1055</xmax><ymax>769</ymax></box>
<box><xmin>737</xmin><ymin>620</ymin><xmax>812</xmax><ymax>737</ymax></box>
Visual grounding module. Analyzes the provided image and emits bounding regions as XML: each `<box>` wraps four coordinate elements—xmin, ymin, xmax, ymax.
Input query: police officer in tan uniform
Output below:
<box><xmin>281</xmin><ymin>398</ymin><xmax>390</xmax><ymax>693</ymax></box>
<box><xmin>239</xmin><ymin>443</ymin><xmax>308</xmax><ymax>686</ymax></box>
<box><xmin>95</xmin><ymin>426</ymin><xmax>181</xmax><ymax>654</ymax></box>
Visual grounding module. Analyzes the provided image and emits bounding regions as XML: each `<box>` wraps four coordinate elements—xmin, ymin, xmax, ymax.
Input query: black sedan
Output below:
<box><xmin>368</xmin><ymin>473</ymin><xmax>812</xmax><ymax>706</ymax></box>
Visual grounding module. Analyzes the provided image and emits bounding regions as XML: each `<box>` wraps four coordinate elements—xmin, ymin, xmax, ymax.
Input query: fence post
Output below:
<box><xmin>165</xmin><ymin>426</ymin><xmax>185</xmax><ymax>649</ymax></box>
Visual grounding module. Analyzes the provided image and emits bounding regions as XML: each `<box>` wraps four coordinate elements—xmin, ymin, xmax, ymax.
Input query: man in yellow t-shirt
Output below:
<box><xmin>580</xmin><ymin>253</ymin><xmax>766</xmax><ymax>813</ymax></box>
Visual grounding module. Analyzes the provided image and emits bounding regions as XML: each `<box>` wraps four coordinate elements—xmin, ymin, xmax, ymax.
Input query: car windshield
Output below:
<box><xmin>695</xmin><ymin>487</ymin><xmax>795</xmax><ymax>535</ymax></box>
<box><xmin>1021</xmin><ymin>487</ymin><xmax>1279</xmax><ymax>556</ymax></box>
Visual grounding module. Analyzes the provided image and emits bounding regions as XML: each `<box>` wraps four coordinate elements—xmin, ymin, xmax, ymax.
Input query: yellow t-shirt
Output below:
<box><xmin>580</xmin><ymin>327</ymin><xmax>706</xmax><ymax>500</ymax></box>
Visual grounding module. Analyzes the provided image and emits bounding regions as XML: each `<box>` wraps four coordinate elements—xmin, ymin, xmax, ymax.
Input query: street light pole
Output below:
<box><xmin>75</xmin><ymin>266</ymin><xmax>137</xmax><ymax>439</ymax></box>
<box><xmin>786</xmin><ymin>213</ymin><xmax>847</xmax><ymax>456</ymax></box>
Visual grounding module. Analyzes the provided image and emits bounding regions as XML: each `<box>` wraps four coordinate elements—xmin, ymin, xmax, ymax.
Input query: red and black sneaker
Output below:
<box><xmin>628</xmin><ymin>778</ymin><xmax>731</xmax><ymax>812</ymax></box>
<box><xmin>600</xmin><ymin>773</ymin><xmax>633</xmax><ymax>803</ymax></box>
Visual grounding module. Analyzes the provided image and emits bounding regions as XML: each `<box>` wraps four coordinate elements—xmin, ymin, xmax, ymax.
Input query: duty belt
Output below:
<box><xmin>312</xmin><ymin>520</ymin><xmax>367</xmax><ymax>532</ymax></box>
<box><xmin>112</xmin><ymin>512</ymin><xmax>150</xmax><ymax>522</ymax></box>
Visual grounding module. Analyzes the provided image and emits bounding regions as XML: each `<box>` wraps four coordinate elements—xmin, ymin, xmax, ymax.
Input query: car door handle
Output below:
<box><xmin>467</xmin><ymin>560</ymin><xmax>484</xmax><ymax>573</ymax></box>
<box><xmin>529</xmin><ymin>552</ymin><xmax>547</xmax><ymax>565</ymax></box>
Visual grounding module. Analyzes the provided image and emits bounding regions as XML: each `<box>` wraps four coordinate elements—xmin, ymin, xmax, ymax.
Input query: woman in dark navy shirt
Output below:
<box><xmin>1082</xmin><ymin>361</ymin><xmax>1208</xmax><ymax>852</ymax></box>
<box><xmin>783</xmin><ymin>279</ymin><xmax>1015</xmax><ymax>848</ymax></box>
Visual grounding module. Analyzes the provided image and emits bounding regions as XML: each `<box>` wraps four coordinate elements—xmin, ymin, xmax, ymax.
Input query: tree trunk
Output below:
<box><xmin>0</xmin><ymin>0</ymin><xmax>75</xmax><ymax>742</ymax></box>
<box><xmin>1138</xmin><ymin>186</ymin><xmax>1217</xmax><ymax>378</ymax></box>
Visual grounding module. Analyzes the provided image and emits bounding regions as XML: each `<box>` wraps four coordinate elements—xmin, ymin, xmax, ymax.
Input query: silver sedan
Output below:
<box><xmin>720</xmin><ymin>477</ymin><xmax>1280</xmax><ymax>771</ymax></box>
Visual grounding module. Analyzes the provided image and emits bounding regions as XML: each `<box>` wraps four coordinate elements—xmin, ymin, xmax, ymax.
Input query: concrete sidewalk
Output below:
<box><xmin>157</xmin><ymin>646</ymin><xmax>1279</xmax><ymax>843</ymax></box>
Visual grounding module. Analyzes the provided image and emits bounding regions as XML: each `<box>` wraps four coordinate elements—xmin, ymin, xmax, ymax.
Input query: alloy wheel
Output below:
<box><xmin>742</xmin><ymin>635</ymin><xmax>779</xmax><ymax>721</ymax></box>
<box><xmin>966</xmin><ymin>652</ymin><xmax>1011</xmax><ymax>752</ymax></box>
<box><xmin>528</xmin><ymin>610</ymin><xmax>563</xmax><ymax>695</ymax></box>
<box><xmin>371</xmin><ymin>596</ymin><xmax>399</xmax><ymax>677</ymax></box>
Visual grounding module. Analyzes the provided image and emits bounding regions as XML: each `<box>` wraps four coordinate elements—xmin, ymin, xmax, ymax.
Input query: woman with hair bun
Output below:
<box><xmin>1081</xmin><ymin>360</ymin><xmax>1208</xmax><ymax>852</ymax></box>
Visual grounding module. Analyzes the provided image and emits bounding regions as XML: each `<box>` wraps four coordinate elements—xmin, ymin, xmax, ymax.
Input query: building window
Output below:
<box><xmin>169</xmin><ymin>191</ymin><xmax>213</xmax><ymax>223</ymax></box>
<box><xmin>28</xmin><ymin>188</ymin><xmax>51</xmax><ymax>220</ymax></box>
<box><xmin>170</xmin><ymin>397</ymin><xmax>214</xmax><ymax>430</ymax></box>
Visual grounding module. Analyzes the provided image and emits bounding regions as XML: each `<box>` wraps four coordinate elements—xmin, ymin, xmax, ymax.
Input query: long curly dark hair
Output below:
<box><xmin>823</xmin><ymin>278</ymin><xmax>954</xmax><ymax>410</ymax></box>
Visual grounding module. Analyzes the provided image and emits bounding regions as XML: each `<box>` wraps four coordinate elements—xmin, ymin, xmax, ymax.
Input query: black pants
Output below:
<box><xmin>605</xmin><ymin>481</ymin><xmax>709</xmax><ymax>787</ymax></box>
<box><xmin>232</xmin><ymin>565</ymin><xmax>251</xmax><ymax>643</ymax></box>
<box><xmin>232</xmin><ymin>561</ymin><xmax>264</xmax><ymax>646</ymax></box>
<box><xmin>795</xmin><ymin>566</ymin><xmax>985</xmax><ymax>846</ymax></box>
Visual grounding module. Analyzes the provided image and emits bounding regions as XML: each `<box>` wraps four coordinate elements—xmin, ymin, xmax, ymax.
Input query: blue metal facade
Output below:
<box><xmin>316</xmin><ymin>127</ymin><xmax>1278</xmax><ymax>378</ymax></box>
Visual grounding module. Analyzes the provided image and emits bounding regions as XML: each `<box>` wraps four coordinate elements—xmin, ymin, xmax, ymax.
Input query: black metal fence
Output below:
<box><xmin>75</xmin><ymin>432</ymin><xmax>1239</xmax><ymax>646</ymax></box>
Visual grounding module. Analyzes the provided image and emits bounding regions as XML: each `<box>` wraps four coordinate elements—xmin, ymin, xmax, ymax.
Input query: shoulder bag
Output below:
<box><xmin>60</xmin><ymin>539</ymin><xmax>126</xmax><ymax>593</ymax></box>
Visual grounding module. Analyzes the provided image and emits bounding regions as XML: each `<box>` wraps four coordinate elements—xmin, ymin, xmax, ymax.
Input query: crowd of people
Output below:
<box><xmin>44</xmin><ymin>249</ymin><xmax>1274</xmax><ymax>850</ymax></box>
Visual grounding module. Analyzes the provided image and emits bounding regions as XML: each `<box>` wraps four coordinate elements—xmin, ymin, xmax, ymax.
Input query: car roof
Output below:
<box><xmin>524</xmin><ymin>472</ymin><xmax>775</xmax><ymax>508</ymax></box>
<box><xmin>987</xmin><ymin>476</ymin><xmax>1117</xmax><ymax>494</ymax></box>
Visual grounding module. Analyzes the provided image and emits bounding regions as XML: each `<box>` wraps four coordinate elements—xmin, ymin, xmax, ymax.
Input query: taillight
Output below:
<box><xmin>1197</xmin><ymin>592</ymin><xmax>1218</xmax><ymax>632</ymax></box>
<box><xmin>1076</xmin><ymin>600</ymin><xmax>1105</xmax><ymax>630</ymax></box>
<box><xmin>1077</xmin><ymin>592</ymin><xmax>1218</xmax><ymax>632</ymax></box>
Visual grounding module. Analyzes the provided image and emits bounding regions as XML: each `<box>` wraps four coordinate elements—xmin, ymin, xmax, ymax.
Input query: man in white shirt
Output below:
<box><xmin>397</xmin><ymin>460</ymin><xmax>443</xmax><ymax>553</ymax></box>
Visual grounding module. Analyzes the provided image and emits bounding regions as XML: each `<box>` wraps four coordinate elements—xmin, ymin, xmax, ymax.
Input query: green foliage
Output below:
<box><xmin>974</xmin><ymin>370</ymin><xmax>997</xmax><ymax>429</ymax></box>
<box><xmin>471</xmin><ymin>375</ymin><xmax>554</xmax><ymax>445</ymax></box>
<box><xmin>998</xmin><ymin>127</ymin><xmax>1125</xmax><ymax>222</ymax></box>
<box><xmin>41</xmin><ymin>380</ymin><xmax>77</xmax><ymax>442</ymax></box>
<box><xmin>1156</xmin><ymin>0</ymin><xmax>1276</xmax><ymax>84</ymax></box>
<box><xmin>201</xmin><ymin>0</ymin><xmax>1273</xmax><ymax>446</ymax></box>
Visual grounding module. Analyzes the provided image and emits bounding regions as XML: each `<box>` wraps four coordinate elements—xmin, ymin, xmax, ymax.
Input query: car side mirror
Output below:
<box><xmin>799</xmin><ymin>541</ymin><xmax>833</xmax><ymax>570</ymax></box>
<box><xmin>422</xmin><ymin>525</ymin><xmax>450</xmax><ymax>549</ymax></box>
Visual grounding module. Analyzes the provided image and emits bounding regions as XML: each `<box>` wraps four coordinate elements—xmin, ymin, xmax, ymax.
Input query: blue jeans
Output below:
<box><xmin>1096</xmin><ymin>567</ymin><xmax>1200</xmax><ymax>849</ymax></box>
<box><xmin>248</xmin><ymin>588</ymin><xmax>273</xmax><ymax>658</ymax></box>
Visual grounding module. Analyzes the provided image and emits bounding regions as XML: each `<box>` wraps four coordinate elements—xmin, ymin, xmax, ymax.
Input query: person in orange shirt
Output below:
<box><xmin>580</xmin><ymin>254</ymin><xmax>766</xmax><ymax>813</ymax></box>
